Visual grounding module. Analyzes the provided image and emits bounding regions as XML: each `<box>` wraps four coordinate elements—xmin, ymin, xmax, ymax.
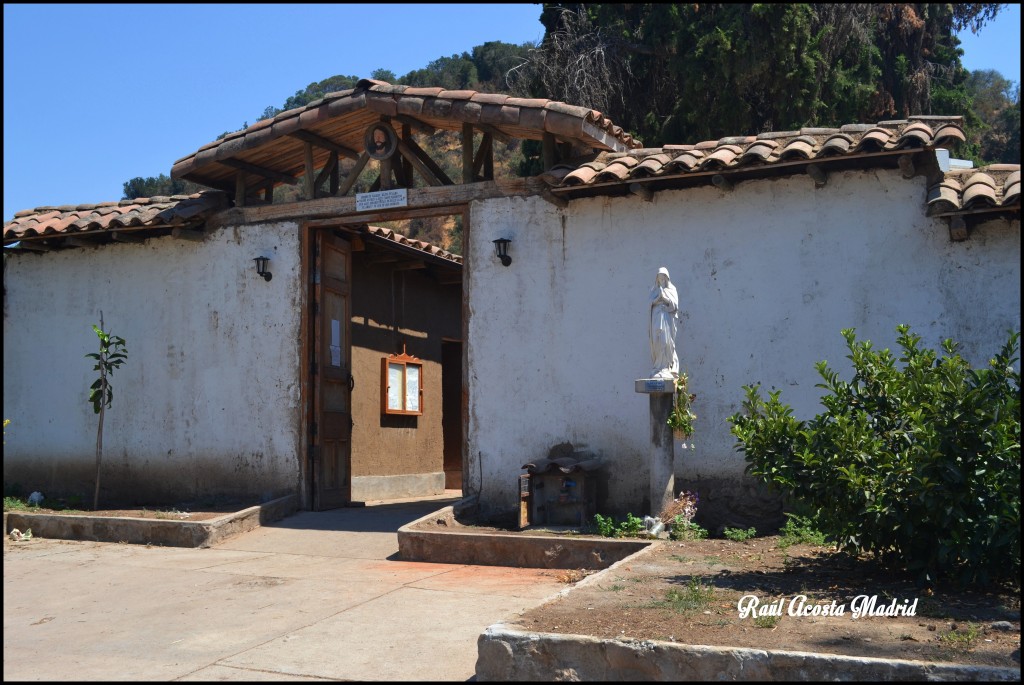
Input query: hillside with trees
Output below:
<box><xmin>125</xmin><ymin>4</ymin><xmax>1019</xmax><ymax>251</ymax></box>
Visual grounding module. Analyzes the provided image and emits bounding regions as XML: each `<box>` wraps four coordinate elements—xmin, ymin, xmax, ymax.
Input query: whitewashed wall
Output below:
<box><xmin>467</xmin><ymin>168</ymin><xmax>1021</xmax><ymax>524</ymax></box>
<box><xmin>2</xmin><ymin>221</ymin><xmax>303</xmax><ymax>505</ymax></box>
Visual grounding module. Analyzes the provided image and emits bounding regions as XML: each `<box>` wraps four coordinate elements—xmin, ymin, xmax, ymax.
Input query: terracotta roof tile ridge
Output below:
<box><xmin>365</xmin><ymin>225</ymin><xmax>462</xmax><ymax>263</ymax></box>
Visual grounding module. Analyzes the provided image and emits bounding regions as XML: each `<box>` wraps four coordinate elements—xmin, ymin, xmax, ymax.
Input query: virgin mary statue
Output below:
<box><xmin>649</xmin><ymin>267</ymin><xmax>680</xmax><ymax>379</ymax></box>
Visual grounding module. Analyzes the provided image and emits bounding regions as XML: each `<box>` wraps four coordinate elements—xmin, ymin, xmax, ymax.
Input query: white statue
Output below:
<box><xmin>649</xmin><ymin>267</ymin><xmax>680</xmax><ymax>379</ymax></box>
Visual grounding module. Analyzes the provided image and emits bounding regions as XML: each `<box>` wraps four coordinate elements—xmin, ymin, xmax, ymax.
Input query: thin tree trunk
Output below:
<box><xmin>93</xmin><ymin>311</ymin><xmax>105</xmax><ymax>510</ymax></box>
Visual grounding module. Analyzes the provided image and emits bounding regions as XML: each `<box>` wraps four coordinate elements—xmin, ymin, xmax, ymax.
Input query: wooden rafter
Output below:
<box><xmin>401</xmin><ymin>123</ymin><xmax>413</xmax><ymax>184</ymax></box>
<box><xmin>303</xmin><ymin>142</ymin><xmax>316</xmax><ymax>199</ymax></box>
<box><xmin>111</xmin><ymin>231</ymin><xmax>145</xmax><ymax>243</ymax></box>
<box><xmin>235</xmin><ymin>171</ymin><xmax>247</xmax><ymax>207</ymax></box>
<box><xmin>220</xmin><ymin>158</ymin><xmax>298</xmax><ymax>186</ymax></box>
<box><xmin>315</xmin><ymin>152</ymin><xmax>339</xmax><ymax>197</ymax></box>
<box><xmin>393</xmin><ymin>114</ymin><xmax>436</xmax><ymax>136</ymax></box>
<box><xmin>16</xmin><ymin>241</ymin><xmax>52</xmax><ymax>252</ymax></box>
<box><xmin>288</xmin><ymin>130</ymin><xmax>359</xmax><ymax>160</ymax></box>
<box><xmin>396</xmin><ymin>140</ymin><xmax>445</xmax><ymax>187</ymax></box>
<box><xmin>337</xmin><ymin>152</ymin><xmax>371</xmax><ymax>196</ymax></box>
<box><xmin>462</xmin><ymin>124</ymin><xmax>474</xmax><ymax>184</ymax></box>
<box><xmin>473</xmin><ymin>122</ymin><xmax>513</xmax><ymax>145</ymax></box>
<box><xmin>473</xmin><ymin>133</ymin><xmax>493</xmax><ymax>180</ymax></box>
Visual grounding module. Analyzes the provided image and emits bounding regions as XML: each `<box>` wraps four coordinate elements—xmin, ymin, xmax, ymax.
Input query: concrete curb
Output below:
<box><xmin>476</xmin><ymin>624</ymin><xmax>1021</xmax><ymax>681</ymax></box>
<box><xmin>3</xmin><ymin>495</ymin><xmax>297</xmax><ymax>548</ymax></box>
<box><xmin>397</xmin><ymin>504</ymin><xmax>652</xmax><ymax>569</ymax></box>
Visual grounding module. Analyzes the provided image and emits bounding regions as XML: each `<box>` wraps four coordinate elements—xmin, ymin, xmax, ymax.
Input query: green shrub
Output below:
<box><xmin>723</xmin><ymin>526</ymin><xmax>757</xmax><ymax>541</ymax></box>
<box><xmin>4</xmin><ymin>496</ymin><xmax>29</xmax><ymax>512</ymax></box>
<box><xmin>619</xmin><ymin>513</ymin><xmax>646</xmax><ymax>537</ymax></box>
<box><xmin>592</xmin><ymin>512</ymin><xmax>647</xmax><ymax>538</ymax></box>
<box><xmin>778</xmin><ymin>513</ymin><xmax>829</xmax><ymax>548</ymax></box>
<box><xmin>729</xmin><ymin>325</ymin><xmax>1020</xmax><ymax>585</ymax></box>
<box><xmin>670</xmin><ymin>517</ymin><xmax>709</xmax><ymax>540</ymax></box>
<box><xmin>594</xmin><ymin>513</ymin><xmax>617</xmax><ymax>537</ymax></box>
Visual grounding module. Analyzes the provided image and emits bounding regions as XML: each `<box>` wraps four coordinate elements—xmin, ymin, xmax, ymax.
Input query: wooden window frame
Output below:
<box><xmin>381</xmin><ymin>348</ymin><xmax>423</xmax><ymax>416</ymax></box>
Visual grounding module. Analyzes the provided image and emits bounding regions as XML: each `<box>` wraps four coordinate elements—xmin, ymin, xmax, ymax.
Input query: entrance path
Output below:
<box><xmin>3</xmin><ymin>496</ymin><xmax>566</xmax><ymax>681</ymax></box>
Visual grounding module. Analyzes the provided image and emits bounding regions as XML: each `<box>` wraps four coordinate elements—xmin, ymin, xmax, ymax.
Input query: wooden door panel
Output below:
<box><xmin>313</xmin><ymin>231</ymin><xmax>352</xmax><ymax>510</ymax></box>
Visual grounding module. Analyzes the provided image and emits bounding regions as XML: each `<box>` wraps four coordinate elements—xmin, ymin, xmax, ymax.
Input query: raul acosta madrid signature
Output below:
<box><xmin>737</xmin><ymin>594</ymin><xmax>918</xmax><ymax>620</ymax></box>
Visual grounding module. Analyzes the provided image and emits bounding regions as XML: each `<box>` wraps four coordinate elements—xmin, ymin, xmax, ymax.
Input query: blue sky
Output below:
<box><xmin>3</xmin><ymin>3</ymin><xmax>1020</xmax><ymax>222</ymax></box>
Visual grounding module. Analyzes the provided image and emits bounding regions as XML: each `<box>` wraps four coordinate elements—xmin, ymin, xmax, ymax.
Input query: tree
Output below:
<box><xmin>964</xmin><ymin>69</ymin><xmax>1021</xmax><ymax>164</ymax></box>
<box><xmin>511</xmin><ymin>3</ymin><xmax>1004</xmax><ymax>146</ymax></box>
<box><xmin>86</xmin><ymin>313</ymin><xmax>128</xmax><ymax>510</ymax></box>
<box><xmin>122</xmin><ymin>174</ymin><xmax>204</xmax><ymax>200</ymax></box>
<box><xmin>730</xmin><ymin>326</ymin><xmax>1020</xmax><ymax>585</ymax></box>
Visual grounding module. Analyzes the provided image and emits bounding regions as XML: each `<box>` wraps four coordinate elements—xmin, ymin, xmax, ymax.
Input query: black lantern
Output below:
<box><xmin>253</xmin><ymin>256</ymin><xmax>272</xmax><ymax>281</ymax></box>
<box><xmin>493</xmin><ymin>238</ymin><xmax>512</xmax><ymax>267</ymax></box>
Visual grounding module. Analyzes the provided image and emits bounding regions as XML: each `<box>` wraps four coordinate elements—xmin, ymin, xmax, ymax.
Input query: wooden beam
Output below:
<box><xmin>390</xmin><ymin>260</ymin><xmax>427</xmax><ymax>271</ymax></box>
<box><xmin>396</xmin><ymin>139</ymin><xmax>443</xmax><ymax>186</ymax></box>
<box><xmin>928</xmin><ymin>205</ymin><xmax>1020</xmax><ymax>219</ymax></box>
<box><xmin>307</xmin><ymin>203</ymin><xmax>471</xmax><ymax>227</ymax></box>
<box><xmin>235</xmin><ymin>171</ymin><xmax>246</xmax><ymax>207</ymax></box>
<box><xmin>462</xmin><ymin>124</ymin><xmax>474</xmax><ymax>184</ymax></box>
<box><xmin>263</xmin><ymin>182</ymin><xmax>274</xmax><ymax>203</ymax></box>
<box><xmin>898</xmin><ymin>154</ymin><xmax>916</xmax><ymax>179</ymax></box>
<box><xmin>220</xmin><ymin>158</ymin><xmax>298</xmax><ymax>186</ymax></box>
<box><xmin>473</xmin><ymin>133</ymin><xmax>493</xmax><ymax>179</ymax></box>
<box><xmin>629</xmin><ymin>182</ymin><xmax>653</xmax><ymax>202</ymax></box>
<box><xmin>407</xmin><ymin>129</ymin><xmax>456</xmax><ymax>184</ymax></box>
<box><xmin>366</xmin><ymin>252</ymin><xmax>401</xmax><ymax>265</ymax></box>
<box><xmin>394</xmin><ymin>114</ymin><xmax>437</xmax><ymax>135</ymax></box>
<box><xmin>380</xmin><ymin>157</ymin><xmax>393</xmax><ymax>190</ymax></box>
<box><xmin>807</xmin><ymin>163</ymin><xmax>828</xmax><ymax>186</ymax></box>
<box><xmin>329</xmin><ymin>160</ymin><xmax>339</xmax><ymax>197</ymax></box>
<box><xmin>171</xmin><ymin>228</ymin><xmax>205</xmax><ymax>242</ymax></box>
<box><xmin>337</xmin><ymin>152</ymin><xmax>371</xmax><ymax>196</ymax></box>
<box><xmin>111</xmin><ymin>231</ymin><xmax>145</xmax><ymax>243</ymax></box>
<box><xmin>244</xmin><ymin>178</ymin><xmax>547</xmax><ymax>224</ymax></box>
<box><xmin>473</xmin><ymin>122</ymin><xmax>513</xmax><ymax>145</ymax></box>
<box><xmin>314</xmin><ymin>152</ymin><xmax>339</xmax><ymax>197</ymax></box>
<box><xmin>711</xmin><ymin>174</ymin><xmax>734</xmax><ymax>191</ymax></box>
<box><xmin>401</xmin><ymin>123</ymin><xmax>413</xmax><ymax>185</ymax></box>
<box><xmin>64</xmin><ymin>236</ymin><xmax>99</xmax><ymax>248</ymax></box>
<box><xmin>484</xmin><ymin>135</ymin><xmax>494</xmax><ymax>181</ymax></box>
<box><xmin>540</xmin><ymin>188</ymin><xmax>569</xmax><ymax>208</ymax></box>
<box><xmin>436</xmin><ymin>272</ymin><xmax>462</xmax><ymax>285</ymax></box>
<box><xmin>949</xmin><ymin>215</ymin><xmax>969</xmax><ymax>241</ymax></box>
<box><xmin>543</xmin><ymin>132</ymin><xmax>557</xmax><ymax>171</ymax></box>
<box><xmin>303</xmin><ymin>141</ymin><xmax>316</xmax><ymax>199</ymax></box>
<box><xmin>288</xmin><ymin>130</ymin><xmax>359</xmax><ymax>160</ymax></box>
<box><xmin>15</xmin><ymin>241</ymin><xmax>52</xmax><ymax>252</ymax></box>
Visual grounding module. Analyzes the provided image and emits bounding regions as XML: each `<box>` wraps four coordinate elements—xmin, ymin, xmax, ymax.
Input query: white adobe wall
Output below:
<box><xmin>2</xmin><ymin>221</ymin><xmax>303</xmax><ymax>505</ymax></box>
<box><xmin>467</xmin><ymin>169</ymin><xmax>1020</xmax><ymax>523</ymax></box>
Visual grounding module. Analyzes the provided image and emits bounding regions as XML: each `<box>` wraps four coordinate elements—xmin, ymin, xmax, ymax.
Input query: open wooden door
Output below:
<box><xmin>312</xmin><ymin>229</ymin><xmax>352</xmax><ymax>510</ymax></box>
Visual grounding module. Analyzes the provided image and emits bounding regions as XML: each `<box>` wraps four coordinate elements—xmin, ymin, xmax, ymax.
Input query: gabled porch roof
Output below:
<box><xmin>170</xmin><ymin>78</ymin><xmax>640</xmax><ymax>197</ymax></box>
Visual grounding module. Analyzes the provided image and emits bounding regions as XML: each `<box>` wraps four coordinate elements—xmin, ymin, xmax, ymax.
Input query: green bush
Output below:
<box><xmin>729</xmin><ymin>325</ymin><xmax>1020</xmax><ymax>585</ymax></box>
<box><xmin>723</xmin><ymin>526</ymin><xmax>757</xmax><ymax>541</ymax></box>
<box><xmin>594</xmin><ymin>513</ymin><xmax>617</xmax><ymax>537</ymax></box>
<box><xmin>593</xmin><ymin>512</ymin><xmax>647</xmax><ymax>538</ymax></box>
<box><xmin>670</xmin><ymin>517</ymin><xmax>709</xmax><ymax>540</ymax></box>
<box><xmin>778</xmin><ymin>513</ymin><xmax>829</xmax><ymax>548</ymax></box>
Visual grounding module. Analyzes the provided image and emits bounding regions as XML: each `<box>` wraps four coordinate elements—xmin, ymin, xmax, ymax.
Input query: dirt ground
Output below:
<box><xmin>511</xmin><ymin>536</ymin><xmax>1021</xmax><ymax>669</ymax></box>
<box><xmin>11</xmin><ymin>504</ymin><xmax>1020</xmax><ymax>669</ymax></box>
<box><xmin>5</xmin><ymin>503</ymin><xmax>251</xmax><ymax>523</ymax></box>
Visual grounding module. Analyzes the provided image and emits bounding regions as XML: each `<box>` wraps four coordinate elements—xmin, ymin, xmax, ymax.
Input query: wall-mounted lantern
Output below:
<box><xmin>493</xmin><ymin>238</ymin><xmax>512</xmax><ymax>267</ymax></box>
<box><xmin>253</xmin><ymin>256</ymin><xmax>272</xmax><ymax>281</ymax></box>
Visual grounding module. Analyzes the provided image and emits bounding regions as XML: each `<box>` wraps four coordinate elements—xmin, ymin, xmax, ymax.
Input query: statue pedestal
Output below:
<box><xmin>635</xmin><ymin>378</ymin><xmax>675</xmax><ymax>517</ymax></box>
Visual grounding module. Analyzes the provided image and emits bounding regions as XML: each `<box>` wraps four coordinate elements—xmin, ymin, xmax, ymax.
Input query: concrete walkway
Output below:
<box><xmin>3</xmin><ymin>496</ymin><xmax>567</xmax><ymax>681</ymax></box>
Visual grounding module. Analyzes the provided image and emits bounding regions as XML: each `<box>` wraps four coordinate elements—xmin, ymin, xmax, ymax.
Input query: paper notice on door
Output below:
<box><xmin>330</xmin><ymin>320</ymin><xmax>341</xmax><ymax>366</ymax></box>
